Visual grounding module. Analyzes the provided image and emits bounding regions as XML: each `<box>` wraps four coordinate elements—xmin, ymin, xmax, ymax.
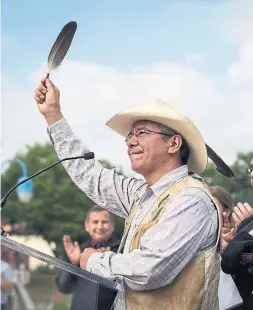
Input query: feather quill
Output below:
<box><xmin>46</xmin><ymin>21</ymin><xmax>77</xmax><ymax>76</ymax></box>
<box><xmin>206</xmin><ymin>143</ymin><xmax>234</xmax><ymax>178</ymax></box>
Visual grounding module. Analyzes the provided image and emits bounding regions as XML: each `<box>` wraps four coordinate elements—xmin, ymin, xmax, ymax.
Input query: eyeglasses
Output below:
<box><xmin>125</xmin><ymin>129</ymin><xmax>174</xmax><ymax>142</ymax></box>
<box><xmin>248</xmin><ymin>167</ymin><xmax>253</xmax><ymax>173</ymax></box>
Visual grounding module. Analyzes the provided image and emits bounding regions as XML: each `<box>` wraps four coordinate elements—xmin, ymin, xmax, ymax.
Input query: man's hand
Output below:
<box><xmin>34</xmin><ymin>78</ymin><xmax>63</xmax><ymax>125</ymax></box>
<box><xmin>221</xmin><ymin>212</ymin><xmax>236</xmax><ymax>249</ymax></box>
<box><xmin>63</xmin><ymin>235</ymin><xmax>81</xmax><ymax>266</ymax></box>
<box><xmin>222</xmin><ymin>212</ymin><xmax>231</xmax><ymax>235</ymax></box>
<box><xmin>80</xmin><ymin>248</ymin><xmax>99</xmax><ymax>270</ymax></box>
<box><xmin>80</xmin><ymin>247</ymin><xmax>111</xmax><ymax>270</ymax></box>
<box><xmin>222</xmin><ymin>228</ymin><xmax>237</xmax><ymax>250</ymax></box>
<box><xmin>232</xmin><ymin>202</ymin><xmax>253</xmax><ymax>228</ymax></box>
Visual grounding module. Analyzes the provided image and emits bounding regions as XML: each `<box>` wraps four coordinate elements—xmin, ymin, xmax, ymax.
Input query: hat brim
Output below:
<box><xmin>106</xmin><ymin>99</ymin><xmax>208</xmax><ymax>174</ymax></box>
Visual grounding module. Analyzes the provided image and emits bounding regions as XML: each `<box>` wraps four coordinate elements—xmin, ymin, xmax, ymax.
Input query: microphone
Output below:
<box><xmin>0</xmin><ymin>152</ymin><xmax>95</xmax><ymax>211</ymax></box>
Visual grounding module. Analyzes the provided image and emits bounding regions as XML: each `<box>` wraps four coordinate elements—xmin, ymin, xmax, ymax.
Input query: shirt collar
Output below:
<box><xmin>150</xmin><ymin>165</ymin><xmax>189</xmax><ymax>197</ymax></box>
<box><xmin>91</xmin><ymin>238</ymin><xmax>108</xmax><ymax>248</ymax></box>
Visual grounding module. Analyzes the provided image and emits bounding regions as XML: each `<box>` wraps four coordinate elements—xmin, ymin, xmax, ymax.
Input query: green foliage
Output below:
<box><xmin>202</xmin><ymin>151</ymin><xmax>253</xmax><ymax>205</ymax></box>
<box><xmin>33</xmin><ymin>264</ymin><xmax>54</xmax><ymax>274</ymax></box>
<box><xmin>53</xmin><ymin>303</ymin><xmax>70</xmax><ymax>310</ymax></box>
<box><xmin>1</xmin><ymin>142</ymin><xmax>124</xmax><ymax>256</ymax></box>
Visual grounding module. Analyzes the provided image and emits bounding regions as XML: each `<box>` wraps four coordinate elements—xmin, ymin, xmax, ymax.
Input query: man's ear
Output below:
<box><xmin>84</xmin><ymin>220</ymin><xmax>89</xmax><ymax>232</ymax></box>
<box><xmin>167</xmin><ymin>135</ymin><xmax>182</xmax><ymax>154</ymax></box>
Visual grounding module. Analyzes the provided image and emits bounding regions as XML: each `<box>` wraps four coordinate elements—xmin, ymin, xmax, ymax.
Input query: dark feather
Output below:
<box><xmin>206</xmin><ymin>144</ymin><xmax>234</xmax><ymax>178</ymax></box>
<box><xmin>47</xmin><ymin>21</ymin><xmax>77</xmax><ymax>73</ymax></box>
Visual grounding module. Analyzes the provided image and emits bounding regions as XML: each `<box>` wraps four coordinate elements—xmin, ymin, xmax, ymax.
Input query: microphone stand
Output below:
<box><xmin>1</xmin><ymin>152</ymin><xmax>94</xmax><ymax>235</ymax></box>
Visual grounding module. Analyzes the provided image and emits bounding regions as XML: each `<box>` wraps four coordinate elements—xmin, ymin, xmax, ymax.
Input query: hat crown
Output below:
<box><xmin>139</xmin><ymin>98</ymin><xmax>188</xmax><ymax>118</ymax></box>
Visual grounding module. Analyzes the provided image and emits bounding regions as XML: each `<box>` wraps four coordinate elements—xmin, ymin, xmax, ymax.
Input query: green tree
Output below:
<box><xmin>1</xmin><ymin>143</ymin><xmax>124</xmax><ymax>257</ymax></box>
<box><xmin>202</xmin><ymin>151</ymin><xmax>253</xmax><ymax>205</ymax></box>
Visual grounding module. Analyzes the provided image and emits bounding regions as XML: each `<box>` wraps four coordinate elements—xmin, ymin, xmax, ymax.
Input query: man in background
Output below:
<box><xmin>56</xmin><ymin>205</ymin><xmax>121</xmax><ymax>310</ymax></box>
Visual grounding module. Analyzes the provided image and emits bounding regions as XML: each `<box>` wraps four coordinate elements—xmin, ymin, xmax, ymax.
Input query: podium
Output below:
<box><xmin>1</xmin><ymin>235</ymin><xmax>121</xmax><ymax>310</ymax></box>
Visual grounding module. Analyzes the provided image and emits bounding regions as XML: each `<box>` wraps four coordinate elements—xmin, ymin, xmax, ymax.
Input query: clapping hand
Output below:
<box><xmin>221</xmin><ymin>212</ymin><xmax>236</xmax><ymax>249</ymax></box>
<box><xmin>221</xmin><ymin>202</ymin><xmax>253</xmax><ymax>250</ymax></box>
<box><xmin>232</xmin><ymin>202</ymin><xmax>253</xmax><ymax>228</ymax></box>
<box><xmin>63</xmin><ymin>235</ymin><xmax>81</xmax><ymax>265</ymax></box>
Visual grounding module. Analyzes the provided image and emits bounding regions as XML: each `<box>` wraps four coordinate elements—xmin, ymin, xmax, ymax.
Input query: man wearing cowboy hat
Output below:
<box><xmin>35</xmin><ymin>78</ymin><xmax>221</xmax><ymax>310</ymax></box>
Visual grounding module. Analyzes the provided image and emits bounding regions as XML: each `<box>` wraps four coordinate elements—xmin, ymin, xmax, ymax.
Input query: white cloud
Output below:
<box><xmin>227</xmin><ymin>39</ymin><xmax>253</xmax><ymax>86</ymax></box>
<box><xmin>2</xmin><ymin>53</ymin><xmax>252</xmax><ymax>175</ymax></box>
<box><xmin>216</xmin><ymin>0</ymin><xmax>253</xmax><ymax>43</ymax></box>
<box><xmin>1</xmin><ymin>78</ymin><xmax>49</xmax><ymax>161</ymax></box>
<box><xmin>183</xmin><ymin>54</ymin><xmax>204</xmax><ymax>69</ymax></box>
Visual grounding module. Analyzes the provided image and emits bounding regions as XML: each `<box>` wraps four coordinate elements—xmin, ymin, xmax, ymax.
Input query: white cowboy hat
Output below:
<box><xmin>106</xmin><ymin>99</ymin><xmax>208</xmax><ymax>174</ymax></box>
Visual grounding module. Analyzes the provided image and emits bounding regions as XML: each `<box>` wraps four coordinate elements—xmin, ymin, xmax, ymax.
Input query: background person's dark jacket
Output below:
<box><xmin>56</xmin><ymin>235</ymin><xmax>120</xmax><ymax>310</ymax></box>
<box><xmin>221</xmin><ymin>215</ymin><xmax>253</xmax><ymax>310</ymax></box>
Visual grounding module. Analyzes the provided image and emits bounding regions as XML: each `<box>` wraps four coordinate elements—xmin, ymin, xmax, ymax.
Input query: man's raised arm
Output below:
<box><xmin>34</xmin><ymin>78</ymin><xmax>145</xmax><ymax>218</ymax></box>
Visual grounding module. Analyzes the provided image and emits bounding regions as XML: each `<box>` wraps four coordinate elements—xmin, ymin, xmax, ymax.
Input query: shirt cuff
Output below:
<box><xmin>86</xmin><ymin>252</ymin><xmax>105</xmax><ymax>274</ymax></box>
<box><xmin>47</xmin><ymin>117</ymin><xmax>73</xmax><ymax>146</ymax></box>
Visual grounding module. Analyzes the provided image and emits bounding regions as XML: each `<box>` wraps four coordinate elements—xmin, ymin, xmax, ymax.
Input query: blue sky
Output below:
<box><xmin>2</xmin><ymin>0</ymin><xmax>237</xmax><ymax>84</ymax></box>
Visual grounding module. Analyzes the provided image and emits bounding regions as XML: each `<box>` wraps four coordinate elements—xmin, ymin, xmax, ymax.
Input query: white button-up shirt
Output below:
<box><xmin>48</xmin><ymin>118</ymin><xmax>218</xmax><ymax>310</ymax></box>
